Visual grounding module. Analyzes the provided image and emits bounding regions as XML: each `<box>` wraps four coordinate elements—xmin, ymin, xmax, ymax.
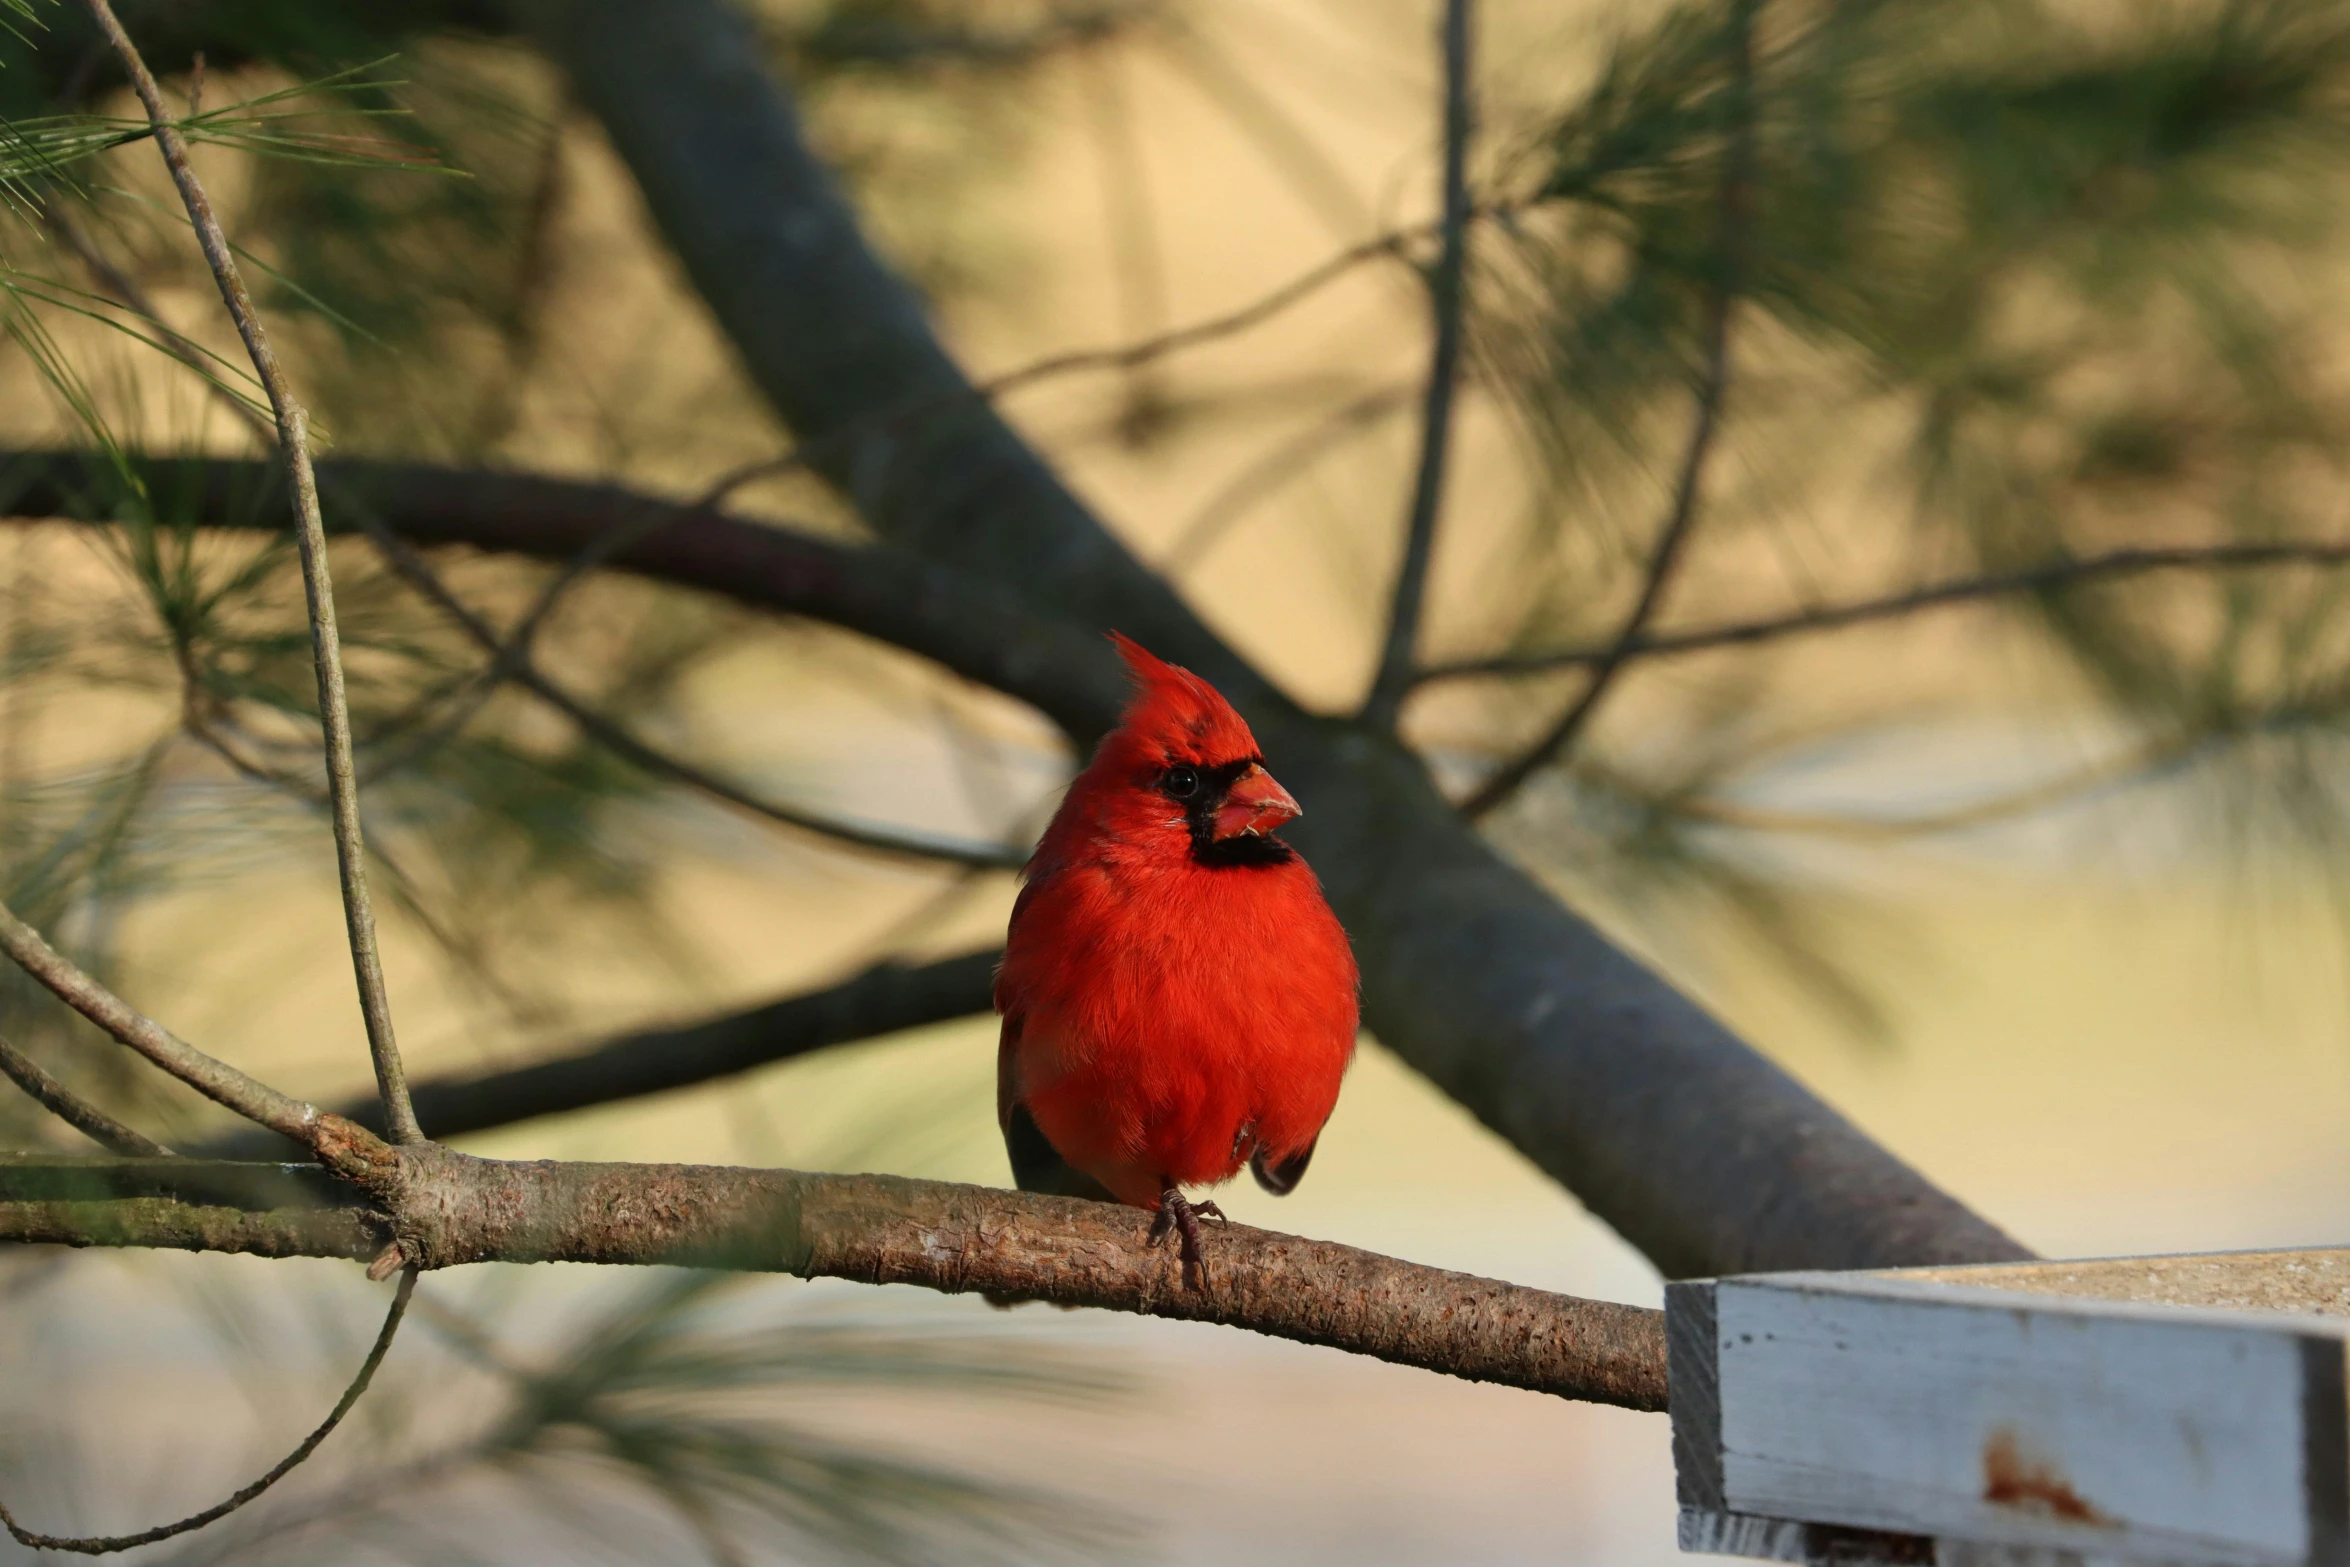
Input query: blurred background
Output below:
<box><xmin>9</xmin><ymin>0</ymin><xmax>2350</xmax><ymax>1561</ymax></box>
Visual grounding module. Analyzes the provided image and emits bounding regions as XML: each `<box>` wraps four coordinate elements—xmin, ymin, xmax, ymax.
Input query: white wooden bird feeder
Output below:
<box><xmin>1669</xmin><ymin>1248</ymin><xmax>2350</xmax><ymax>1566</ymax></box>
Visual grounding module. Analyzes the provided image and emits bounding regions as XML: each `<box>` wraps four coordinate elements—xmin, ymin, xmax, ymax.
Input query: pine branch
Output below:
<box><xmin>1459</xmin><ymin>0</ymin><xmax>1755</xmax><ymax>820</ymax></box>
<box><xmin>1361</xmin><ymin>0</ymin><xmax>1474</xmax><ymax>732</ymax></box>
<box><xmin>0</xmin><ymin>892</ymin><xmax>330</xmax><ymax>1146</ymax></box>
<box><xmin>678</xmin><ymin>220</ymin><xmax>1430</xmax><ymax>517</ymax></box>
<box><xmin>0</xmin><ymin>1154</ymin><xmax>1670</xmax><ymax>1412</ymax></box>
<box><xmin>0</xmin><ymin>449</ymin><xmax>1133</xmax><ymax>743</ymax></box>
<box><xmin>1159</xmin><ymin>384</ymin><xmax>1414</xmax><ymax>573</ymax></box>
<box><xmin>82</xmin><ymin>0</ymin><xmax>423</xmax><ymax>1145</ymax></box>
<box><xmin>202</xmin><ymin>948</ymin><xmax>1002</xmax><ymax>1154</ymax></box>
<box><xmin>1416</xmin><ymin>542</ymin><xmax>2350</xmax><ymax>683</ymax></box>
<box><xmin>0</xmin><ymin>1268</ymin><xmax>416</xmax><ymax>1556</ymax></box>
<box><xmin>0</xmin><ymin>1031</ymin><xmax>174</xmax><ymax>1156</ymax></box>
<box><xmin>359</xmin><ymin>523</ymin><xmax>1031</xmax><ymax>870</ymax></box>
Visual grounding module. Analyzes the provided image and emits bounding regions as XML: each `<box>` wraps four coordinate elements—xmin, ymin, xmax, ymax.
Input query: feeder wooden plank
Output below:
<box><xmin>1671</xmin><ymin>1249</ymin><xmax>2350</xmax><ymax>1567</ymax></box>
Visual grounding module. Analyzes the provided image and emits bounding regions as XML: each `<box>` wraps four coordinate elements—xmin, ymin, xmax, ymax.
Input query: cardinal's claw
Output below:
<box><xmin>1147</xmin><ymin>1187</ymin><xmax>1218</xmax><ymax>1290</ymax></box>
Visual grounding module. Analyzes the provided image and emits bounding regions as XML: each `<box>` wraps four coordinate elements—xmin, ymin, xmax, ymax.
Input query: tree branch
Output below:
<box><xmin>1360</xmin><ymin>0</ymin><xmax>1474</xmax><ymax>732</ymax></box>
<box><xmin>0</xmin><ymin>450</ymin><xmax>1131</xmax><ymax>742</ymax></box>
<box><xmin>1458</xmin><ymin>2</ymin><xmax>1754</xmax><ymax>821</ymax></box>
<box><xmin>1159</xmin><ymin>384</ymin><xmax>1414</xmax><ymax>573</ymax></box>
<box><xmin>85</xmin><ymin>0</ymin><xmax>422</xmax><ymax>1146</ymax></box>
<box><xmin>0</xmin><ymin>1154</ymin><xmax>1669</xmax><ymax>1412</ymax></box>
<box><xmin>0</xmin><ymin>1031</ymin><xmax>174</xmax><ymax>1157</ymax></box>
<box><xmin>664</xmin><ymin>218</ymin><xmax>1435</xmax><ymax>525</ymax></box>
<box><xmin>0</xmin><ymin>1267</ymin><xmax>416</xmax><ymax>1556</ymax></box>
<box><xmin>1414</xmin><ymin>541</ymin><xmax>2350</xmax><ymax>683</ymax></box>
<box><xmin>0</xmin><ymin>892</ymin><xmax>328</xmax><ymax>1146</ymax></box>
<box><xmin>204</xmin><ymin>947</ymin><xmax>1001</xmax><ymax>1154</ymax></box>
<box><xmin>358</xmin><ymin>523</ymin><xmax>1031</xmax><ymax>871</ymax></box>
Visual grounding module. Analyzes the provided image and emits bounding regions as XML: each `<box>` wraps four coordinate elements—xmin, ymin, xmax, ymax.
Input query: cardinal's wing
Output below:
<box><xmin>996</xmin><ymin>1010</ymin><xmax>1118</xmax><ymax>1204</ymax></box>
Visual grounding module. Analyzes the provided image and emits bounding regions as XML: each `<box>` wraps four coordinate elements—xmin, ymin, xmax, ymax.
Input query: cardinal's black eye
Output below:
<box><xmin>1162</xmin><ymin>764</ymin><xmax>1201</xmax><ymax>800</ymax></box>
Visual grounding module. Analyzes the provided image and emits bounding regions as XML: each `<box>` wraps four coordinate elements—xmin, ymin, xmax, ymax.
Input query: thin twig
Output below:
<box><xmin>352</xmin><ymin>495</ymin><xmax>672</xmax><ymax>786</ymax></box>
<box><xmin>1078</xmin><ymin>38</ymin><xmax>1170</xmax><ymax>442</ymax></box>
<box><xmin>40</xmin><ymin>194</ymin><xmax>269</xmax><ymax>447</ymax></box>
<box><xmin>360</xmin><ymin>523</ymin><xmax>1029</xmax><ymax>870</ymax></box>
<box><xmin>1361</xmin><ymin>0</ymin><xmax>1475</xmax><ymax>731</ymax></box>
<box><xmin>1416</xmin><ymin>541</ymin><xmax>2350</xmax><ymax>683</ymax></box>
<box><xmin>691</xmin><ymin>219</ymin><xmax>1430</xmax><ymax>510</ymax></box>
<box><xmin>1460</xmin><ymin>4</ymin><xmax>1755</xmax><ymax>820</ymax></box>
<box><xmin>83</xmin><ymin>0</ymin><xmax>423</xmax><ymax>1145</ymax></box>
<box><xmin>0</xmin><ymin>1030</ymin><xmax>174</xmax><ymax>1156</ymax></box>
<box><xmin>1577</xmin><ymin>732</ymin><xmax>2192</xmax><ymax>846</ymax></box>
<box><xmin>1160</xmin><ymin>384</ymin><xmax>1413</xmax><ymax>573</ymax></box>
<box><xmin>1153</xmin><ymin>16</ymin><xmax>1371</xmax><ymax>240</ymax></box>
<box><xmin>0</xmin><ymin>892</ymin><xmax>323</xmax><ymax>1143</ymax></box>
<box><xmin>0</xmin><ymin>1267</ymin><xmax>417</xmax><ymax>1555</ymax></box>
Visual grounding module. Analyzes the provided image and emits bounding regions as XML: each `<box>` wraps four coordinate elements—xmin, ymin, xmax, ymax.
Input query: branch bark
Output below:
<box><xmin>0</xmin><ymin>1154</ymin><xmax>1669</xmax><ymax>1412</ymax></box>
<box><xmin>0</xmin><ymin>1032</ymin><xmax>174</xmax><ymax>1157</ymax></box>
<box><xmin>506</xmin><ymin>0</ymin><xmax>2026</xmax><ymax>1279</ymax></box>
<box><xmin>0</xmin><ymin>892</ymin><xmax>325</xmax><ymax>1145</ymax></box>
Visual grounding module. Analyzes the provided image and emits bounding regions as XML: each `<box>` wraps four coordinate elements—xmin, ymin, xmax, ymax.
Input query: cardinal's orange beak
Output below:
<box><xmin>1212</xmin><ymin>763</ymin><xmax>1301</xmax><ymax>841</ymax></box>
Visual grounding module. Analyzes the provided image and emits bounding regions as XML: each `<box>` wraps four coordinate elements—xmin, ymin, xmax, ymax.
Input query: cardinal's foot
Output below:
<box><xmin>1146</xmin><ymin>1188</ymin><xmax>1226</xmax><ymax>1289</ymax></box>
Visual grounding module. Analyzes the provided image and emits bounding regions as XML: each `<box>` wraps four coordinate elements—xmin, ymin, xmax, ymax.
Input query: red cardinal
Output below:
<box><xmin>995</xmin><ymin>634</ymin><xmax>1359</xmax><ymax>1284</ymax></box>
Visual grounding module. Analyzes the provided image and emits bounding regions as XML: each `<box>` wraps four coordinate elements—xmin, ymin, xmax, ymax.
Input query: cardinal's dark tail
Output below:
<box><xmin>1251</xmin><ymin>1136</ymin><xmax>1317</xmax><ymax>1196</ymax></box>
<box><xmin>989</xmin><ymin>1105</ymin><xmax>1116</xmax><ymax>1309</ymax></box>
